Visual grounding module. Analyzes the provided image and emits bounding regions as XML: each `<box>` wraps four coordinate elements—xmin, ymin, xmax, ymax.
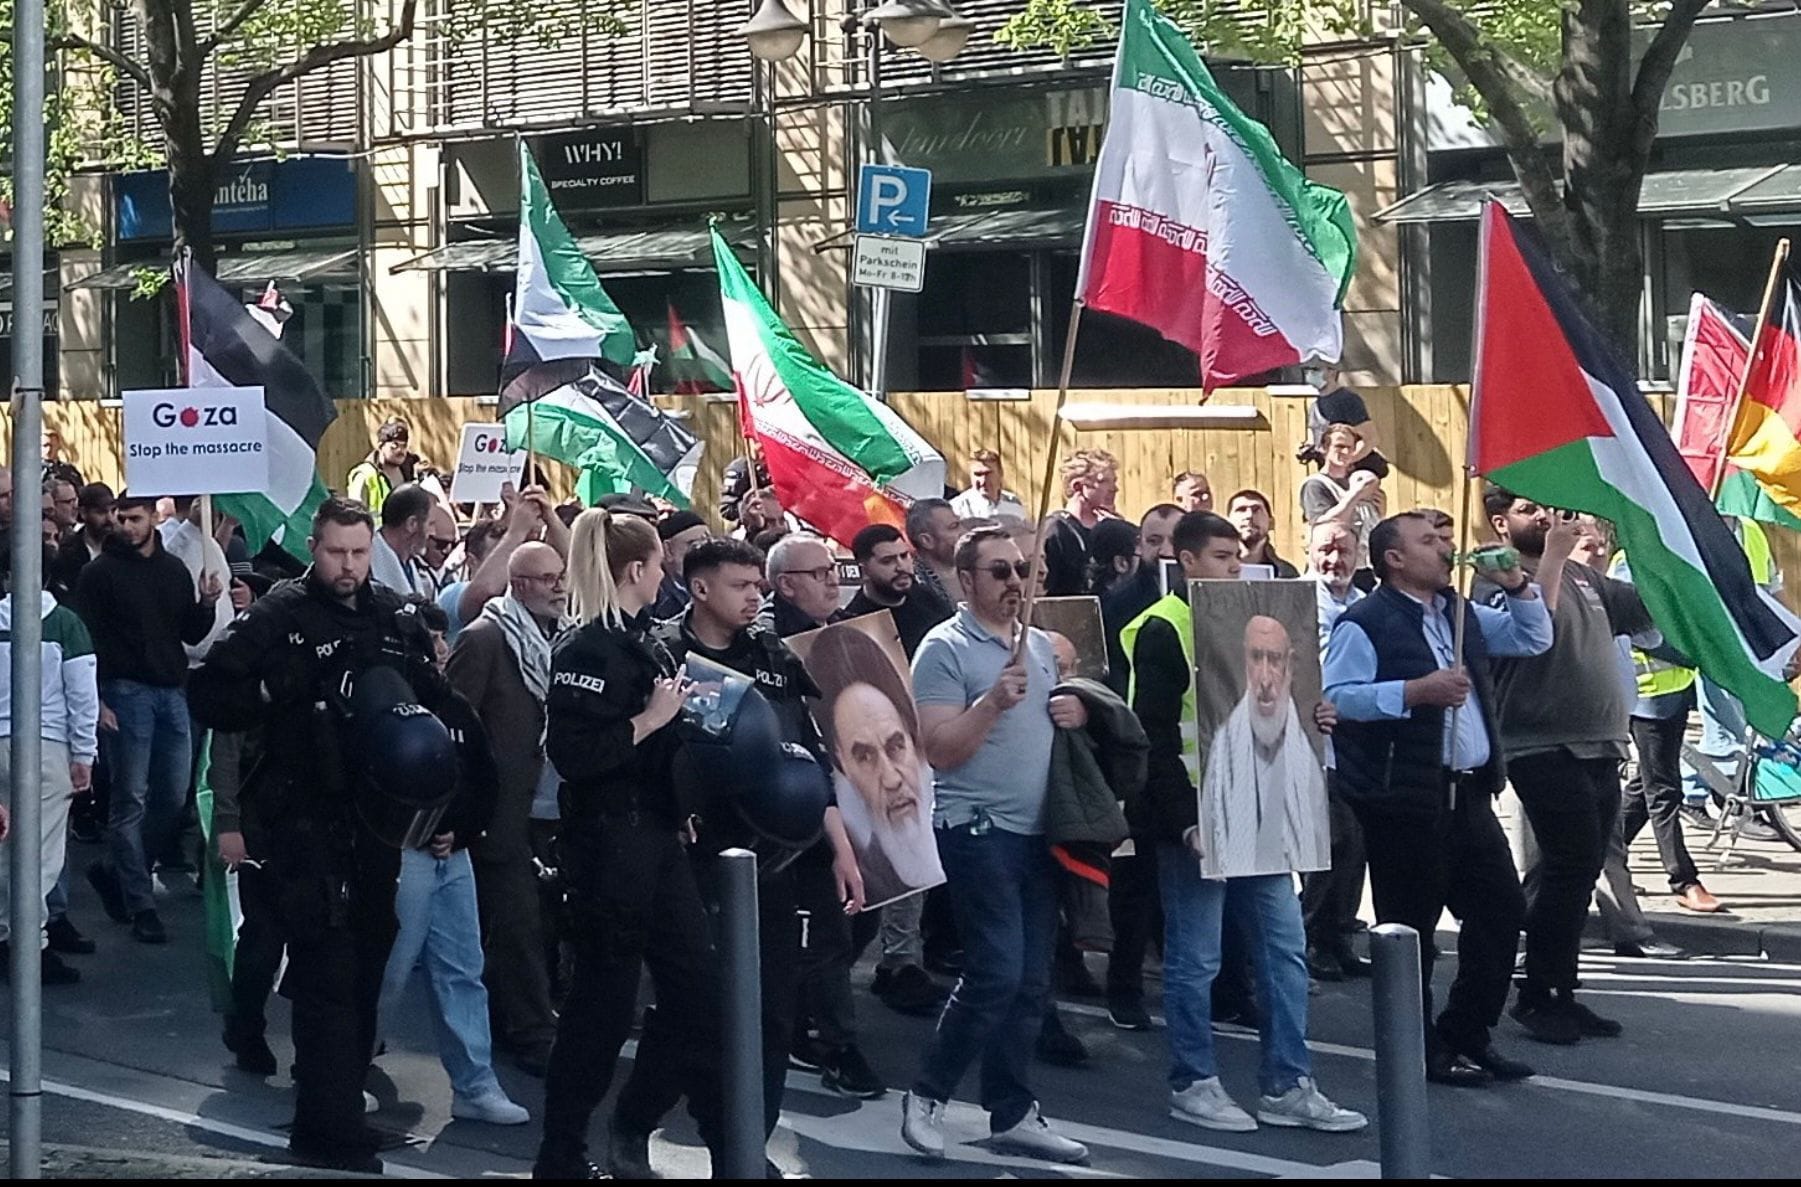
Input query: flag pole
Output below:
<box><xmin>1014</xmin><ymin>300</ymin><xmax>1086</xmax><ymax>662</ymax></box>
<box><xmin>1712</xmin><ymin>237</ymin><xmax>1790</xmax><ymax>499</ymax></box>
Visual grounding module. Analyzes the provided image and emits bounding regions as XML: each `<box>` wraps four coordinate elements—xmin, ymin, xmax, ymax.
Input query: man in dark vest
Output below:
<box><xmin>1322</xmin><ymin>512</ymin><xmax>1557</xmax><ymax>1088</ymax></box>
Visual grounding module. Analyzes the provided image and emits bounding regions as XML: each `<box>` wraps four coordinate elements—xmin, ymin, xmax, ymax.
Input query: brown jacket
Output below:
<box><xmin>446</xmin><ymin>617</ymin><xmax>549</xmax><ymax>865</ymax></box>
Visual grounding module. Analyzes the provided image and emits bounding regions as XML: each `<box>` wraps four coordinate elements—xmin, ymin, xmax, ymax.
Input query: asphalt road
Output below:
<box><xmin>2</xmin><ymin>841</ymin><xmax>1798</xmax><ymax>1179</ymax></box>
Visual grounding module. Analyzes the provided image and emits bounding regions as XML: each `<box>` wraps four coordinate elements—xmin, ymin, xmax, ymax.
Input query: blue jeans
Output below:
<box><xmin>1158</xmin><ymin>846</ymin><xmax>1311</xmax><ymax>1097</ymax></box>
<box><xmin>911</xmin><ymin>825</ymin><xmax>1056</xmax><ymax>1133</ymax></box>
<box><xmin>1688</xmin><ymin>678</ymin><xmax>1749</xmax><ymax>806</ymax></box>
<box><xmin>102</xmin><ymin>680</ymin><xmax>193</xmax><ymax>916</ymax></box>
<box><xmin>378</xmin><ymin>847</ymin><xmax>504</xmax><ymax>1100</ymax></box>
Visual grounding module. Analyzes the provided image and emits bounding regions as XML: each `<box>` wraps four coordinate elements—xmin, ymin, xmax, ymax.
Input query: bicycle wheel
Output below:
<box><xmin>1764</xmin><ymin>802</ymin><xmax>1801</xmax><ymax>853</ymax></box>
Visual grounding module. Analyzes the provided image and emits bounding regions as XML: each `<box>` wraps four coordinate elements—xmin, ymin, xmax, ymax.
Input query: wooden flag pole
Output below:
<box><xmin>1712</xmin><ymin>236</ymin><xmax>1790</xmax><ymax>500</ymax></box>
<box><xmin>1013</xmin><ymin>301</ymin><xmax>1086</xmax><ymax>662</ymax></box>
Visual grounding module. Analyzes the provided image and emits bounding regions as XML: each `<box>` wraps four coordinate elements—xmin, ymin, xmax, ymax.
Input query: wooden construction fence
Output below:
<box><xmin>9</xmin><ymin>386</ymin><xmax>1797</xmax><ymax>609</ymax></box>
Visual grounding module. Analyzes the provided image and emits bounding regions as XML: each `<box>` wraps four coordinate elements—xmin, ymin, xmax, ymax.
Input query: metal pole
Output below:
<box><xmin>9</xmin><ymin>0</ymin><xmax>50</xmax><ymax>1169</ymax></box>
<box><xmin>717</xmin><ymin>847</ymin><xmax>764</xmax><ymax>1179</ymax></box>
<box><xmin>1369</xmin><ymin>923</ymin><xmax>1430</xmax><ymax>1180</ymax></box>
<box><xmin>863</xmin><ymin>21</ymin><xmax>891</xmax><ymax>400</ymax></box>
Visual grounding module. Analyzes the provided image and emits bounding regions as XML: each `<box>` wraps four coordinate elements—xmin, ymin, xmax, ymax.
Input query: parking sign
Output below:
<box><xmin>856</xmin><ymin>164</ymin><xmax>933</xmax><ymax>239</ymax></box>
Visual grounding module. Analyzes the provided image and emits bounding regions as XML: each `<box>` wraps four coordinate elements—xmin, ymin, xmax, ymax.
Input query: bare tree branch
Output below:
<box><xmin>1397</xmin><ymin>0</ymin><xmax>1566</xmax><ymax>243</ymax></box>
<box><xmin>201</xmin><ymin>0</ymin><xmax>274</xmax><ymax>55</ymax></box>
<box><xmin>43</xmin><ymin>30</ymin><xmax>154</xmax><ymax>90</ymax></box>
<box><xmin>211</xmin><ymin>0</ymin><xmax>417</xmax><ymax>165</ymax></box>
<box><xmin>1631</xmin><ymin>0</ymin><xmax>1711</xmax><ymax>157</ymax></box>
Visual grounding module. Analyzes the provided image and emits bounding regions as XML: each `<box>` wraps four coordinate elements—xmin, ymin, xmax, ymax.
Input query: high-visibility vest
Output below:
<box><xmin>1609</xmin><ymin>550</ymin><xmax>1696</xmax><ymax>700</ymax></box>
<box><xmin>1742</xmin><ymin>518</ymin><xmax>1775</xmax><ymax>587</ymax></box>
<box><xmin>1120</xmin><ymin>593</ymin><xmax>1199</xmax><ymax>785</ymax></box>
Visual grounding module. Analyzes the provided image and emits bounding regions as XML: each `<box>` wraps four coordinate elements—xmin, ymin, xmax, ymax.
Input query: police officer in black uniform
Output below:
<box><xmin>535</xmin><ymin>508</ymin><xmax>723</xmax><ymax>1180</ymax></box>
<box><xmin>607</xmin><ymin>537</ymin><xmax>838</xmax><ymax>1178</ymax></box>
<box><xmin>189</xmin><ymin>497</ymin><xmax>482</xmax><ymax>1174</ymax></box>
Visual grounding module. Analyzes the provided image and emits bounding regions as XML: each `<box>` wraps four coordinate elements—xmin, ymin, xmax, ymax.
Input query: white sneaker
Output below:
<box><xmin>1169</xmin><ymin>1077</ymin><xmax>1257</xmax><ymax>1132</ymax></box>
<box><xmin>452</xmin><ymin>1088</ymin><xmax>531</xmax><ymax>1126</ymax></box>
<box><xmin>991</xmin><ymin>1103</ymin><xmax>1089</xmax><ymax>1164</ymax></box>
<box><xmin>901</xmin><ymin>1091</ymin><xmax>947</xmax><ymax>1159</ymax></box>
<box><xmin>1256</xmin><ymin>1077</ymin><xmax>1368</xmax><ymax>1133</ymax></box>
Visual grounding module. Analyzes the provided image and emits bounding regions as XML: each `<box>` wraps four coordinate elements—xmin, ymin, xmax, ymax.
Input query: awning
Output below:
<box><xmin>1375</xmin><ymin>166</ymin><xmax>1795</xmax><ymax>224</ymax></box>
<box><xmin>812</xmin><ymin>206</ymin><xmax>1088</xmax><ymax>253</ymax></box>
<box><xmin>392</xmin><ymin>224</ymin><xmax>755</xmax><ymax>274</ymax></box>
<box><xmin>66</xmin><ymin>247</ymin><xmax>358</xmax><ymax>291</ymax></box>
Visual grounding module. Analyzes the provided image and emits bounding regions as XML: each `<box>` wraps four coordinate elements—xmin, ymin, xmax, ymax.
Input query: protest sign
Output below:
<box><xmin>449</xmin><ymin>423</ymin><xmax>526</xmax><ymax>503</ymax></box>
<box><xmin>123</xmin><ymin>386</ymin><xmax>269</xmax><ymax>496</ymax></box>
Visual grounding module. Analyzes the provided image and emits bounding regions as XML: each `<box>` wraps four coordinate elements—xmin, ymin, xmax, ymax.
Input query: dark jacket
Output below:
<box><xmin>843</xmin><ymin>585</ymin><xmax>953</xmax><ymax>659</ymax></box>
<box><xmin>49</xmin><ymin>528</ymin><xmax>102</xmax><ymax>609</ymax></box>
<box><xmin>1046</xmin><ymin>677</ymin><xmax>1141</xmax><ymax>845</ymax></box>
<box><xmin>546</xmin><ymin>612</ymin><xmax>684</xmax><ymax>837</ymax></box>
<box><xmin>77</xmin><ymin>532</ymin><xmax>217</xmax><ymax>686</ymax></box>
<box><xmin>446</xmin><ymin>615</ymin><xmax>551</xmax><ymax>865</ymax></box>
<box><xmin>188</xmin><ymin>571</ymin><xmax>470</xmax><ymax>846</ymax></box>
<box><xmin>1330</xmin><ymin>584</ymin><xmax>1505</xmax><ymax>817</ymax></box>
<box><xmin>1101</xmin><ymin>565</ymin><xmax>1162</xmax><ymax>699</ymax></box>
<box><xmin>758</xmin><ymin>593</ymin><xmax>840</xmax><ymax>641</ymax></box>
<box><xmin>1042</xmin><ymin>512</ymin><xmax>1093</xmax><ymax>598</ymax></box>
<box><xmin>718</xmin><ymin>455</ymin><xmax>773</xmax><ymax>523</ymax></box>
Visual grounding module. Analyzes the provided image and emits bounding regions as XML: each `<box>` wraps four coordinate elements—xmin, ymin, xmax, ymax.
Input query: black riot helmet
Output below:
<box><xmin>350</xmin><ymin>666</ymin><xmax>460</xmax><ymax>849</ymax></box>
<box><xmin>674</xmin><ymin>670</ymin><xmax>830</xmax><ymax>851</ymax></box>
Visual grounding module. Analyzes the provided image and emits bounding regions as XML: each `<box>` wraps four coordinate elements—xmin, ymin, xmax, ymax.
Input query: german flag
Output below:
<box><xmin>1729</xmin><ymin>265</ymin><xmax>1801</xmax><ymax>518</ymax></box>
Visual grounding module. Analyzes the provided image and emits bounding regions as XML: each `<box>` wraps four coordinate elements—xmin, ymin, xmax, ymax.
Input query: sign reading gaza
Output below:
<box><xmin>123</xmin><ymin>386</ymin><xmax>270</xmax><ymax>496</ymax></box>
<box><xmin>449</xmin><ymin>423</ymin><xmax>526</xmax><ymax>504</ymax></box>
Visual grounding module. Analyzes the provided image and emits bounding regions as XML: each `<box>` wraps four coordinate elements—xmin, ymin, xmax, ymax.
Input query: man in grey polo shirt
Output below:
<box><xmin>899</xmin><ymin>525</ymin><xmax>1090</xmax><ymax>1165</ymax></box>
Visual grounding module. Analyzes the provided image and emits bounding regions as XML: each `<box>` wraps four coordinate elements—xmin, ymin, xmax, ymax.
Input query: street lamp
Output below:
<box><xmin>916</xmin><ymin>13</ymin><xmax>973</xmax><ymax>62</ymax></box>
<box><xmin>864</xmin><ymin>0</ymin><xmax>954</xmax><ymax>49</ymax></box>
<box><xmin>742</xmin><ymin>0</ymin><xmax>809</xmax><ymax>62</ymax></box>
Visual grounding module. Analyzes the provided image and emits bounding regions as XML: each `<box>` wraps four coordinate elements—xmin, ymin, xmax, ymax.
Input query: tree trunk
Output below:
<box><xmin>166</xmin><ymin>129</ymin><xmax>217</xmax><ymax>272</ymax></box>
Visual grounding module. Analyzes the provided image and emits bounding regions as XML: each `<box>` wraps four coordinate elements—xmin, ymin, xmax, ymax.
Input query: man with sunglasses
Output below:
<box><xmin>901</xmin><ymin>526</ymin><xmax>1091</xmax><ymax>1165</ymax></box>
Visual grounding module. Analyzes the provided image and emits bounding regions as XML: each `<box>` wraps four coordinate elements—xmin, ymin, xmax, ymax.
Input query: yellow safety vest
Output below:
<box><xmin>1120</xmin><ymin>593</ymin><xmax>1200</xmax><ymax>785</ymax></box>
<box><xmin>1609</xmin><ymin>550</ymin><xmax>1696</xmax><ymax>700</ymax></box>
<box><xmin>1742</xmin><ymin>518</ymin><xmax>1775</xmax><ymax>587</ymax></box>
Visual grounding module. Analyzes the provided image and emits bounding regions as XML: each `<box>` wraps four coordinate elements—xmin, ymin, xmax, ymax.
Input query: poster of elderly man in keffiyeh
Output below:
<box><xmin>1190</xmin><ymin>580</ymin><xmax>1331</xmax><ymax>880</ymax></box>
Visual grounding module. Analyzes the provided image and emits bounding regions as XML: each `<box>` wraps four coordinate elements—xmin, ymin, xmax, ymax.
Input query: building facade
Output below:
<box><xmin>35</xmin><ymin>0</ymin><xmax>1413</xmax><ymax>403</ymax></box>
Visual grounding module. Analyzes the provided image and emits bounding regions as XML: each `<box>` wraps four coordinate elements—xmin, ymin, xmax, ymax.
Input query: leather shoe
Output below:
<box><xmin>1335</xmin><ymin>949</ymin><xmax>1372</xmax><ymax>978</ymax></box>
<box><xmin>1613</xmin><ymin>939</ymin><xmax>1690</xmax><ymax>960</ymax></box>
<box><xmin>1673</xmin><ymin>883</ymin><xmax>1724</xmax><ymax>913</ymax></box>
<box><xmin>1509</xmin><ymin>996</ymin><xmax>1580</xmax><ymax>1045</ymax></box>
<box><xmin>46</xmin><ymin>916</ymin><xmax>96</xmax><ymax>955</ymax></box>
<box><xmin>1457</xmin><ymin>1044</ymin><xmax>1534</xmax><ymax>1081</ymax></box>
<box><xmin>1425</xmin><ymin>1051</ymin><xmax>1491</xmax><ymax>1087</ymax></box>
<box><xmin>1306</xmin><ymin>945</ymin><xmax>1345</xmax><ymax>982</ymax></box>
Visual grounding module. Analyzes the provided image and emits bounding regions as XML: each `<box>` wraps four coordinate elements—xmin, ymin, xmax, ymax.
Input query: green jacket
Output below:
<box><xmin>1045</xmin><ymin>677</ymin><xmax>1143</xmax><ymax>845</ymax></box>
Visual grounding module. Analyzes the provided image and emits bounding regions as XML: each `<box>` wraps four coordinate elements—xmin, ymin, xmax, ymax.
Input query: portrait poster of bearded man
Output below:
<box><xmin>788</xmin><ymin>611</ymin><xmax>946</xmax><ymax>908</ymax></box>
<box><xmin>1189</xmin><ymin>580</ymin><xmax>1331</xmax><ymax>880</ymax></box>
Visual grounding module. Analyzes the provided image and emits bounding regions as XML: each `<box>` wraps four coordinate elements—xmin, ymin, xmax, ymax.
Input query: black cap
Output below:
<box><xmin>596</xmin><ymin>493</ymin><xmax>658</xmax><ymax>520</ymax></box>
<box><xmin>658</xmin><ymin>510</ymin><xmax>707</xmax><ymax>541</ymax></box>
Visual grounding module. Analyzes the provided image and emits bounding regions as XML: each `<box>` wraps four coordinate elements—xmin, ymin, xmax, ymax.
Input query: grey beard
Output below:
<box><xmin>1250</xmin><ymin>700</ymin><xmax>1289</xmax><ymax>750</ymax></box>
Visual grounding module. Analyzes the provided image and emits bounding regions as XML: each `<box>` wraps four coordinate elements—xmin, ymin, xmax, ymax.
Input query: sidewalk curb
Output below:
<box><xmin>1585</xmin><ymin>909</ymin><xmax>1801</xmax><ymax>961</ymax></box>
<box><xmin>0</xmin><ymin>1141</ymin><xmax>369</xmax><ymax>1180</ymax></box>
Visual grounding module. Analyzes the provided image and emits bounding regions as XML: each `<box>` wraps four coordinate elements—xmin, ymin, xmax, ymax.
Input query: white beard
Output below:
<box><xmin>836</xmin><ymin>764</ymin><xmax>942</xmax><ymax>891</ymax></box>
<box><xmin>1249</xmin><ymin>697</ymin><xmax>1289</xmax><ymax>750</ymax></box>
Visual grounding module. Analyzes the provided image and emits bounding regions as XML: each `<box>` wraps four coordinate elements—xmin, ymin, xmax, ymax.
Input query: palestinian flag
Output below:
<box><xmin>1471</xmin><ymin>203</ymin><xmax>1800</xmax><ymax>737</ymax></box>
<box><xmin>1727</xmin><ymin>264</ymin><xmax>1801</xmax><ymax>522</ymax></box>
<box><xmin>178</xmin><ymin>257</ymin><xmax>336</xmax><ymax>562</ymax></box>
<box><xmin>1671</xmin><ymin>294</ymin><xmax>1801</xmax><ymax>530</ymax></box>
<box><xmin>712</xmin><ymin>227</ymin><xmax>943</xmax><ymax>547</ymax></box>
<box><xmin>665</xmin><ymin>300</ymin><xmax>733</xmax><ymax>394</ymax></box>
<box><xmin>501</xmin><ymin>139</ymin><xmax>635</xmax><ymax>388</ymax></box>
<box><xmin>1076</xmin><ymin>0</ymin><xmax>1355</xmax><ymax>389</ymax></box>
<box><xmin>502</xmin><ymin>361</ymin><xmax>700</xmax><ymax>508</ymax></box>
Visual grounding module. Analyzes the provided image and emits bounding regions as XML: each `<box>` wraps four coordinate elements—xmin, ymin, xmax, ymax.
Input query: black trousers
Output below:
<box><xmin>793</xmin><ymin>857</ymin><xmax>858</xmax><ymax>1050</ymax></box>
<box><xmin>1354</xmin><ymin>790</ymin><xmax>1525</xmax><ymax>1055</ymax></box>
<box><xmin>226</xmin><ymin>862</ymin><xmax>285</xmax><ymax>1042</ymax></box>
<box><xmin>539</xmin><ymin>817</ymin><xmax>724</xmax><ymax>1165</ymax></box>
<box><xmin>1511</xmin><ymin>753</ymin><xmax>1620</xmax><ymax>995</ymax></box>
<box><xmin>616</xmin><ymin>858</ymin><xmax>799</xmax><ymax>1141</ymax></box>
<box><xmin>1106</xmin><ymin>842</ymin><xmax>1160</xmax><ymax>1005</ymax></box>
<box><xmin>276</xmin><ymin>831</ymin><xmax>399</xmax><ymax>1149</ymax></box>
<box><xmin>1623</xmin><ymin>714</ymin><xmax>1701</xmax><ymax>892</ymax></box>
<box><xmin>1301</xmin><ymin>777</ymin><xmax>1368</xmax><ymax>951</ymax></box>
<box><xmin>474</xmin><ymin>852</ymin><xmax>559</xmax><ymax>1057</ymax></box>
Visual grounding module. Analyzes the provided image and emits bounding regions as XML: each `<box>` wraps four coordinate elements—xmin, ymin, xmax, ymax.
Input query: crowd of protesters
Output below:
<box><xmin>0</xmin><ymin>400</ymin><xmax>1762</xmax><ymax>1175</ymax></box>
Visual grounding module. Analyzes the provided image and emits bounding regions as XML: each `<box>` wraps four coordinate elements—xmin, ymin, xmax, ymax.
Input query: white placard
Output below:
<box><xmin>123</xmin><ymin>386</ymin><xmax>269</xmax><ymax>496</ymax></box>
<box><xmin>852</xmin><ymin>234</ymin><xmax>927</xmax><ymax>292</ymax></box>
<box><xmin>449</xmin><ymin>423</ymin><xmax>526</xmax><ymax>504</ymax></box>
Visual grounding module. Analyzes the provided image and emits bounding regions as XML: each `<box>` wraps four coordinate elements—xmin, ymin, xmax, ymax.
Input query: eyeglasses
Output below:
<box><xmin>427</xmin><ymin>536</ymin><xmax>458</xmax><ymax>551</ymax></box>
<box><xmin>515</xmin><ymin>571</ymin><xmax>566</xmax><ymax>586</ymax></box>
<box><xmin>790</xmin><ymin>565</ymin><xmax>837</xmax><ymax>583</ymax></box>
<box><xmin>963</xmin><ymin>561</ymin><xmax>1031</xmax><ymax>581</ymax></box>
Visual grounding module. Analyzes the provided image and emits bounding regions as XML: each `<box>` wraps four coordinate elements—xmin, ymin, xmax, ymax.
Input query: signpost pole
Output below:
<box><xmin>9</xmin><ymin>0</ymin><xmax>48</xmax><ymax>1170</ymax></box>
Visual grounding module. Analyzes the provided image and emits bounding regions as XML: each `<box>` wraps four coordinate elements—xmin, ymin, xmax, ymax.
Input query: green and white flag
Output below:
<box><xmin>502</xmin><ymin>139</ymin><xmax>635</xmax><ymax>385</ymax></box>
<box><xmin>503</xmin><ymin>363</ymin><xmax>700</xmax><ymax>508</ymax></box>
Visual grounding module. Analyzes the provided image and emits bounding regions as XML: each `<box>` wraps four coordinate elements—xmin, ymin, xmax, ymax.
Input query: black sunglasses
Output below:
<box><xmin>963</xmin><ymin>561</ymin><xmax>1031</xmax><ymax>581</ymax></box>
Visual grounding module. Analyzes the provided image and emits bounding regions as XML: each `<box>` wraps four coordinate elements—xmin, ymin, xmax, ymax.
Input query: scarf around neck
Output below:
<box><xmin>481</xmin><ymin>593</ymin><xmax>567</xmax><ymax>702</ymax></box>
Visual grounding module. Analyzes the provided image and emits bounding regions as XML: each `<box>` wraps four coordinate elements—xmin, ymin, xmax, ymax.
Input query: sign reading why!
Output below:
<box><xmin>124</xmin><ymin>386</ymin><xmax>270</xmax><ymax>496</ymax></box>
<box><xmin>450</xmin><ymin>423</ymin><xmax>527</xmax><ymax>504</ymax></box>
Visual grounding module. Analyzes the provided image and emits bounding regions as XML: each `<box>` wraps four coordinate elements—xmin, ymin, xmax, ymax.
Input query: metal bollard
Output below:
<box><xmin>1369</xmin><ymin>923</ymin><xmax>1431</xmax><ymax>1180</ymax></box>
<box><xmin>718</xmin><ymin>848</ymin><xmax>764</xmax><ymax>1180</ymax></box>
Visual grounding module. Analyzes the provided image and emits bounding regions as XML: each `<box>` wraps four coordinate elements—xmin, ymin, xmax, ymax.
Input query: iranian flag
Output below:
<box><xmin>1077</xmin><ymin>0</ymin><xmax>1356</xmax><ymax>389</ymax></box>
<box><xmin>711</xmin><ymin>227</ymin><xmax>943</xmax><ymax>546</ymax></box>
<box><xmin>1471</xmin><ymin>203</ymin><xmax>1800</xmax><ymax>737</ymax></box>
